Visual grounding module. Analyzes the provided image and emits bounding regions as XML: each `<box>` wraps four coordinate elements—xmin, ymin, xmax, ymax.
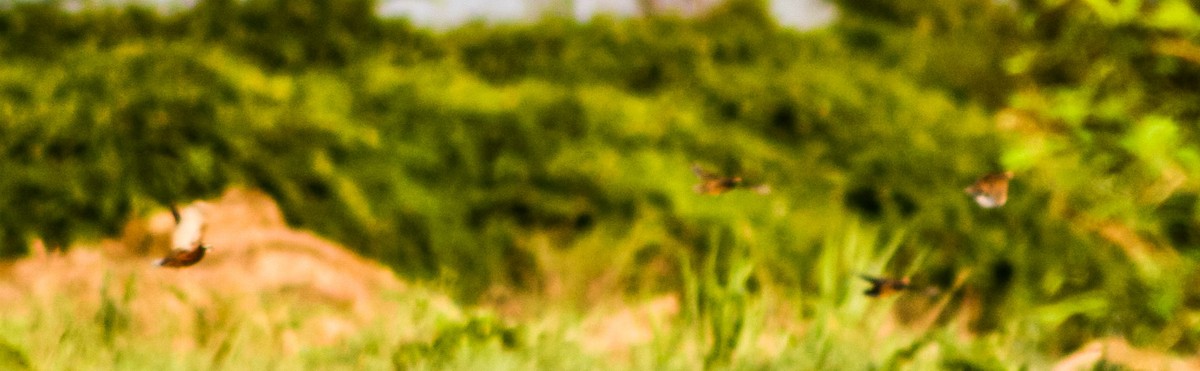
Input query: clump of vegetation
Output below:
<box><xmin>2</xmin><ymin>0</ymin><xmax>1200</xmax><ymax>368</ymax></box>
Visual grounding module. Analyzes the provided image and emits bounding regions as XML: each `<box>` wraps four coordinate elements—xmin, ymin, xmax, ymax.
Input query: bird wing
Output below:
<box><xmin>170</xmin><ymin>204</ymin><xmax>207</xmax><ymax>251</ymax></box>
<box><xmin>860</xmin><ymin>275</ymin><xmax>884</xmax><ymax>296</ymax></box>
<box><xmin>981</xmin><ymin>173</ymin><xmax>1008</xmax><ymax>186</ymax></box>
<box><xmin>691</xmin><ymin>164</ymin><xmax>716</xmax><ymax>180</ymax></box>
<box><xmin>859</xmin><ymin>274</ymin><xmax>884</xmax><ymax>285</ymax></box>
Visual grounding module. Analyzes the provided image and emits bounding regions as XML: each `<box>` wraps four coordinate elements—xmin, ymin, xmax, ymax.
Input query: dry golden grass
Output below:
<box><xmin>1052</xmin><ymin>337</ymin><xmax>1200</xmax><ymax>371</ymax></box>
<box><xmin>577</xmin><ymin>294</ymin><xmax>679</xmax><ymax>356</ymax></box>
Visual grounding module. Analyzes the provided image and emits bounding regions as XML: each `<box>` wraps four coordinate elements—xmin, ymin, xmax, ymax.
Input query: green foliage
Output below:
<box><xmin>0</xmin><ymin>41</ymin><xmax>363</xmax><ymax>253</ymax></box>
<box><xmin>390</xmin><ymin>311</ymin><xmax>531</xmax><ymax>370</ymax></box>
<box><xmin>0</xmin><ymin>340</ymin><xmax>30</xmax><ymax>371</ymax></box>
<box><xmin>675</xmin><ymin>225</ymin><xmax>755</xmax><ymax>369</ymax></box>
<box><xmin>4</xmin><ymin>0</ymin><xmax>1200</xmax><ymax>368</ymax></box>
<box><xmin>831</xmin><ymin>0</ymin><xmax>1021</xmax><ymax>106</ymax></box>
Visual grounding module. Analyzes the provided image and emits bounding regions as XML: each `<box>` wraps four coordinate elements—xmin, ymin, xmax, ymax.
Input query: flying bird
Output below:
<box><xmin>153</xmin><ymin>203</ymin><xmax>212</xmax><ymax>268</ymax></box>
<box><xmin>860</xmin><ymin>275</ymin><xmax>910</xmax><ymax>297</ymax></box>
<box><xmin>691</xmin><ymin>164</ymin><xmax>770</xmax><ymax>195</ymax></box>
<box><xmin>965</xmin><ymin>171</ymin><xmax>1013</xmax><ymax>208</ymax></box>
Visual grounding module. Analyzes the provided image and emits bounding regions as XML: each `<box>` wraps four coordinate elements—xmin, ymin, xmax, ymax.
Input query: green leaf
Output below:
<box><xmin>1148</xmin><ymin>0</ymin><xmax>1200</xmax><ymax>32</ymax></box>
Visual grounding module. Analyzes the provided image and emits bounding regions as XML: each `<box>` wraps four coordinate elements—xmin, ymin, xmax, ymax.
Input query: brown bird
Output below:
<box><xmin>153</xmin><ymin>203</ymin><xmax>212</xmax><ymax>268</ymax></box>
<box><xmin>964</xmin><ymin>171</ymin><xmax>1014</xmax><ymax>208</ymax></box>
<box><xmin>860</xmin><ymin>275</ymin><xmax>910</xmax><ymax>297</ymax></box>
<box><xmin>691</xmin><ymin>164</ymin><xmax>770</xmax><ymax>195</ymax></box>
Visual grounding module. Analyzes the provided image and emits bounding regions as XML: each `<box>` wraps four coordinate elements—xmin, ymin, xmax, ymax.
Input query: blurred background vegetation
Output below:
<box><xmin>3</xmin><ymin>0</ymin><xmax>1200</xmax><ymax>368</ymax></box>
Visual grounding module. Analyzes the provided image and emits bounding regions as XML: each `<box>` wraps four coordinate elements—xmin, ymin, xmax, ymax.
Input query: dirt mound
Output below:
<box><xmin>0</xmin><ymin>188</ymin><xmax>454</xmax><ymax>352</ymax></box>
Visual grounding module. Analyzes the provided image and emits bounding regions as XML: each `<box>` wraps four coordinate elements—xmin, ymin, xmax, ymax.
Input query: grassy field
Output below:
<box><xmin>0</xmin><ymin>189</ymin><xmax>1193</xmax><ymax>370</ymax></box>
<box><xmin>3</xmin><ymin>0</ymin><xmax>1200</xmax><ymax>369</ymax></box>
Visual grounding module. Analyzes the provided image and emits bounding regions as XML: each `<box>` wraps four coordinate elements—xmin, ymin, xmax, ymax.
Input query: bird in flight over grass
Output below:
<box><xmin>691</xmin><ymin>164</ymin><xmax>770</xmax><ymax>195</ymax></box>
<box><xmin>154</xmin><ymin>203</ymin><xmax>212</xmax><ymax>268</ymax></box>
<box><xmin>860</xmin><ymin>275</ymin><xmax>910</xmax><ymax>297</ymax></box>
<box><xmin>964</xmin><ymin>171</ymin><xmax>1013</xmax><ymax>208</ymax></box>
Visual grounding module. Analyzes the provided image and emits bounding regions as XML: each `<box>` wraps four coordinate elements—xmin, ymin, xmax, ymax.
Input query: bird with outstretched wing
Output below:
<box><xmin>153</xmin><ymin>203</ymin><xmax>212</xmax><ymax>268</ymax></box>
<box><xmin>965</xmin><ymin>171</ymin><xmax>1014</xmax><ymax>208</ymax></box>
<box><xmin>691</xmin><ymin>164</ymin><xmax>770</xmax><ymax>195</ymax></box>
<box><xmin>860</xmin><ymin>274</ymin><xmax>910</xmax><ymax>297</ymax></box>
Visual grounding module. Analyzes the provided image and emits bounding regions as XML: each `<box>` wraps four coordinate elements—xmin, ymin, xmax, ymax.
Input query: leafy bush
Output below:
<box><xmin>3</xmin><ymin>0</ymin><xmax>1200</xmax><ymax>363</ymax></box>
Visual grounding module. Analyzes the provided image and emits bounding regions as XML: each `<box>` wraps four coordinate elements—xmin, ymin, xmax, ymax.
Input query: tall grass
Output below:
<box><xmin>2</xmin><ymin>214</ymin><xmax>1192</xmax><ymax>370</ymax></box>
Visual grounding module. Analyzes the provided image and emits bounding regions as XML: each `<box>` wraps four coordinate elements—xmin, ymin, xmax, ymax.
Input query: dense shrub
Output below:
<box><xmin>2</xmin><ymin>0</ymin><xmax>1200</xmax><ymax>357</ymax></box>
